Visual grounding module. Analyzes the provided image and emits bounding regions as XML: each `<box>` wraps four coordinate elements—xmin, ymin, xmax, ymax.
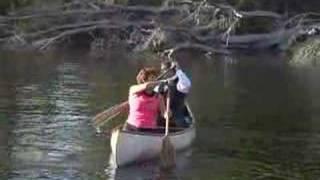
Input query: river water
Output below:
<box><xmin>0</xmin><ymin>49</ymin><xmax>320</xmax><ymax>180</ymax></box>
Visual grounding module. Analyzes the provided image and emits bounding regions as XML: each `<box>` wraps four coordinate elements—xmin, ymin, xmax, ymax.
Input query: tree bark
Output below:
<box><xmin>0</xmin><ymin>0</ymin><xmax>319</xmax><ymax>55</ymax></box>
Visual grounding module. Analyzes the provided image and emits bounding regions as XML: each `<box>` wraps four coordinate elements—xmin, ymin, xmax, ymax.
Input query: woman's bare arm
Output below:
<box><xmin>129</xmin><ymin>81</ymin><xmax>161</xmax><ymax>95</ymax></box>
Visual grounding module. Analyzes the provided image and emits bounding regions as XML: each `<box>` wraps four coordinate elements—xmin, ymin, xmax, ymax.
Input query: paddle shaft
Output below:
<box><xmin>160</xmin><ymin>89</ymin><xmax>176</xmax><ymax>169</ymax></box>
<box><xmin>165</xmin><ymin>91</ymin><xmax>170</xmax><ymax>136</ymax></box>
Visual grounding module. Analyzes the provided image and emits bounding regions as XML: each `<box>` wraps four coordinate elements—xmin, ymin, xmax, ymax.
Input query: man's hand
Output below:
<box><xmin>171</xmin><ymin>61</ymin><xmax>180</xmax><ymax>70</ymax></box>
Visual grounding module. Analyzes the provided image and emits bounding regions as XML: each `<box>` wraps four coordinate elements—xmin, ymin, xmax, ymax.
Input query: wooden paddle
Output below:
<box><xmin>92</xmin><ymin>101</ymin><xmax>129</xmax><ymax>128</ymax></box>
<box><xmin>160</xmin><ymin>90</ymin><xmax>176</xmax><ymax>169</ymax></box>
<box><xmin>92</xmin><ymin>66</ymin><xmax>173</xmax><ymax>129</ymax></box>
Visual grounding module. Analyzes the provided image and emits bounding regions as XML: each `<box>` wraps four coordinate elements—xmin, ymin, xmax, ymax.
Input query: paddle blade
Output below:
<box><xmin>160</xmin><ymin>135</ymin><xmax>176</xmax><ymax>169</ymax></box>
<box><xmin>92</xmin><ymin>101</ymin><xmax>129</xmax><ymax>128</ymax></box>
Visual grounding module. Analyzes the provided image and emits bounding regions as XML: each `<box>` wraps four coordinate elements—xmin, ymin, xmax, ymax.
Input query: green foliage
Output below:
<box><xmin>0</xmin><ymin>163</ymin><xmax>8</xmax><ymax>178</ymax></box>
<box><xmin>114</xmin><ymin>0</ymin><xmax>129</xmax><ymax>5</ymax></box>
<box><xmin>127</xmin><ymin>0</ymin><xmax>162</xmax><ymax>6</ymax></box>
<box><xmin>0</xmin><ymin>113</ymin><xmax>9</xmax><ymax>127</ymax></box>
<box><xmin>290</xmin><ymin>38</ymin><xmax>320</xmax><ymax>66</ymax></box>
<box><xmin>234</xmin><ymin>0</ymin><xmax>257</xmax><ymax>10</ymax></box>
<box><xmin>0</xmin><ymin>0</ymin><xmax>33</xmax><ymax>14</ymax></box>
<box><xmin>1</xmin><ymin>0</ymin><xmax>320</xmax><ymax>15</ymax></box>
<box><xmin>236</xmin><ymin>17</ymin><xmax>276</xmax><ymax>34</ymax></box>
<box><xmin>212</xmin><ymin>0</ymin><xmax>320</xmax><ymax>14</ymax></box>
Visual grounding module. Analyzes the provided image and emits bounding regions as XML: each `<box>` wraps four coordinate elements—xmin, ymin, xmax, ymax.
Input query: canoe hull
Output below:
<box><xmin>110</xmin><ymin>126</ymin><xmax>196</xmax><ymax>167</ymax></box>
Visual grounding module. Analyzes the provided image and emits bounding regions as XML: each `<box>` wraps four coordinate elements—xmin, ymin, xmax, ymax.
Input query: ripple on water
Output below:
<box><xmin>9</xmin><ymin>62</ymin><xmax>92</xmax><ymax>179</ymax></box>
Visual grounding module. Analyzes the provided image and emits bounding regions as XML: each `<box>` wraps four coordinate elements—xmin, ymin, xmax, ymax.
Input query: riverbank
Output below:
<box><xmin>0</xmin><ymin>0</ymin><xmax>319</xmax><ymax>59</ymax></box>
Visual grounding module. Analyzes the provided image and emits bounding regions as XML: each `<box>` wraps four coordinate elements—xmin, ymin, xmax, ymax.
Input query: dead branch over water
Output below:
<box><xmin>0</xmin><ymin>0</ymin><xmax>319</xmax><ymax>56</ymax></box>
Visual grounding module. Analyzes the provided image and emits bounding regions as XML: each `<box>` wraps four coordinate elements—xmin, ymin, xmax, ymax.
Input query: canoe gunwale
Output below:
<box><xmin>118</xmin><ymin>124</ymin><xmax>195</xmax><ymax>137</ymax></box>
<box><xmin>115</xmin><ymin>102</ymin><xmax>196</xmax><ymax>137</ymax></box>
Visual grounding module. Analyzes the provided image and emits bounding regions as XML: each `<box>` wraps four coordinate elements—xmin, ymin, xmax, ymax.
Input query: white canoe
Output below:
<box><xmin>110</xmin><ymin>105</ymin><xmax>196</xmax><ymax>167</ymax></box>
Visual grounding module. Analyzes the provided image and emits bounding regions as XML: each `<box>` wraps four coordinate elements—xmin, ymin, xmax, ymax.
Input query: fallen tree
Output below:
<box><xmin>289</xmin><ymin>37</ymin><xmax>320</xmax><ymax>66</ymax></box>
<box><xmin>0</xmin><ymin>0</ymin><xmax>319</xmax><ymax>56</ymax></box>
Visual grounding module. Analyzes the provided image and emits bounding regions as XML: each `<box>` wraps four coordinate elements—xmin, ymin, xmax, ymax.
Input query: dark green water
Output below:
<box><xmin>0</xmin><ymin>50</ymin><xmax>320</xmax><ymax>180</ymax></box>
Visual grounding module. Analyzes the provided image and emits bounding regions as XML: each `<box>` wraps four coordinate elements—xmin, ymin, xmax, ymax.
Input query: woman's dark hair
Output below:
<box><xmin>136</xmin><ymin>67</ymin><xmax>160</xmax><ymax>84</ymax></box>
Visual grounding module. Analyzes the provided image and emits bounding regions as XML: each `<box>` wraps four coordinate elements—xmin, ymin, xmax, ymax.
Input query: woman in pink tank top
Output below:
<box><xmin>124</xmin><ymin>67</ymin><xmax>165</xmax><ymax>132</ymax></box>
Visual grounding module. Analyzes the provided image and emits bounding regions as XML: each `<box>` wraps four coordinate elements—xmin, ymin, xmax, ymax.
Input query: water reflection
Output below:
<box><xmin>8</xmin><ymin>57</ymin><xmax>91</xmax><ymax>179</ymax></box>
<box><xmin>186</xmin><ymin>53</ymin><xmax>320</xmax><ymax>179</ymax></box>
<box><xmin>107</xmin><ymin>150</ymin><xmax>193</xmax><ymax>180</ymax></box>
<box><xmin>0</xmin><ymin>51</ymin><xmax>320</xmax><ymax>179</ymax></box>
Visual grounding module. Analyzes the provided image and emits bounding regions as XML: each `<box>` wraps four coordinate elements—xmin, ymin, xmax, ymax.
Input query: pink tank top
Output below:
<box><xmin>127</xmin><ymin>92</ymin><xmax>160</xmax><ymax>129</ymax></box>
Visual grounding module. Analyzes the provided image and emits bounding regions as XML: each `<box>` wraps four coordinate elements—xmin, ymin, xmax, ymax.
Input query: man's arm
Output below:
<box><xmin>176</xmin><ymin>69</ymin><xmax>191</xmax><ymax>94</ymax></box>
